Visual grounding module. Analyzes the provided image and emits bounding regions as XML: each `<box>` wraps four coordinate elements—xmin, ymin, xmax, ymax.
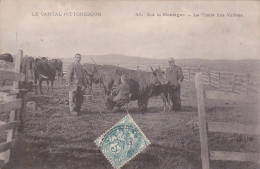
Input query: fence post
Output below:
<box><xmin>3</xmin><ymin>50</ymin><xmax>23</xmax><ymax>165</ymax></box>
<box><xmin>207</xmin><ymin>67</ymin><xmax>211</xmax><ymax>86</ymax></box>
<box><xmin>218</xmin><ymin>69</ymin><xmax>221</xmax><ymax>90</ymax></box>
<box><xmin>195</xmin><ymin>73</ymin><xmax>210</xmax><ymax>169</ymax></box>
<box><xmin>8</xmin><ymin>50</ymin><xmax>22</xmax><ymax>140</ymax></box>
<box><xmin>231</xmin><ymin>71</ymin><xmax>237</xmax><ymax>92</ymax></box>
<box><xmin>188</xmin><ymin>65</ymin><xmax>191</xmax><ymax>81</ymax></box>
<box><xmin>198</xmin><ymin>65</ymin><xmax>201</xmax><ymax>72</ymax></box>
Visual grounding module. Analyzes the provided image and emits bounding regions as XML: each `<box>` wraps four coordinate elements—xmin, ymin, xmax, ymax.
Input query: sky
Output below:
<box><xmin>0</xmin><ymin>0</ymin><xmax>260</xmax><ymax>60</ymax></box>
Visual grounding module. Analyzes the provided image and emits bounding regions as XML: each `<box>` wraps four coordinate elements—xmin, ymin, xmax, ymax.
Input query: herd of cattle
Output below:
<box><xmin>1</xmin><ymin>53</ymin><xmax>173</xmax><ymax>112</ymax></box>
<box><xmin>0</xmin><ymin>53</ymin><xmax>63</xmax><ymax>94</ymax></box>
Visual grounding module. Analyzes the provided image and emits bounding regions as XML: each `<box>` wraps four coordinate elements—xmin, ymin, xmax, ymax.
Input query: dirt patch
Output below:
<box><xmin>3</xmin><ymin>81</ymin><xmax>259</xmax><ymax>169</ymax></box>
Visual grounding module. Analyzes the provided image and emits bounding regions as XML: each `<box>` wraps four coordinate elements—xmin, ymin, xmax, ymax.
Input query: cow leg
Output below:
<box><xmin>34</xmin><ymin>77</ymin><xmax>38</xmax><ymax>94</ymax></box>
<box><xmin>164</xmin><ymin>90</ymin><xmax>171</xmax><ymax>112</ymax></box>
<box><xmin>143</xmin><ymin>98</ymin><xmax>148</xmax><ymax>112</ymax></box>
<box><xmin>138</xmin><ymin>99</ymin><xmax>143</xmax><ymax>112</ymax></box>
<box><xmin>51</xmin><ymin>80</ymin><xmax>54</xmax><ymax>92</ymax></box>
<box><xmin>161</xmin><ymin>93</ymin><xmax>167</xmax><ymax>112</ymax></box>
<box><xmin>1</xmin><ymin>80</ymin><xmax>6</xmax><ymax>86</ymax></box>
<box><xmin>39</xmin><ymin>78</ymin><xmax>43</xmax><ymax>94</ymax></box>
<box><xmin>46</xmin><ymin>80</ymin><xmax>49</xmax><ymax>91</ymax></box>
<box><xmin>167</xmin><ymin>92</ymin><xmax>172</xmax><ymax>111</ymax></box>
<box><xmin>124</xmin><ymin>103</ymin><xmax>129</xmax><ymax>114</ymax></box>
<box><xmin>89</xmin><ymin>84</ymin><xmax>96</xmax><ymax>99</ymax></box>
<box><xmin>164</xmin><ymin>86</ymin><xmax>172</xmax><ymax>112</ymax></box>
<box><xmin>138</xmin><ymin>99</ymin><xmax>147</xmax><ymax>113</ymax></box>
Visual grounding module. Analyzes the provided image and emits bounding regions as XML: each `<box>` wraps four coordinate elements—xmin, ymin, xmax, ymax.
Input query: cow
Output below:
<box><xmin>149</xmin><ymin>66</ymin><xmax>172</xmax><ymax>112</ymax></box>
<box><xmin>149</xmin><ymin>82</ymin><xmax>172</xmax><ymax>112</ymax></box>
<box><xmin>0</xmin><ymin>53</ymin><xmax>14</xmax><ymax>86</ymax></box>
<box><xmin>82</xmin><ymin>63</ymin><xmax>103</xmax><ymax>97</ymax></box>
<box><xmin>104</xmin><ymin>66</ymin><xmax>169</xmax><ymax>111</ymax></box>
<box><xmin>0</xmin><ymin>53</ymin><xmax>13</xmax><ymax>63</ymax></box>
<box><xmin>34</xmin><ymin>59</ymin><xmax>59</xmax><ymax>94</ymax></box>
<box><xmin>0</xmin><ymin>54</ymin><xmax>36</xmax><ymax>92</ymax></box>
<box><xmin>21</xmin><ymin>56</ymin><xmax>36</xmax><ymax>91</ymax></box>
<box><xmin>83</xmin><ymin>63</ymin><xmax>166</xmax><ymax>112</ymax></box>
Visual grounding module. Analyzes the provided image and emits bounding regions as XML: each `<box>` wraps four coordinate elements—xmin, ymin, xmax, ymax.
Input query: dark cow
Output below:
<box><xmin>0</xmin><ymin>53</ymin><xmax>14</xmax><ymax>86</ymax></box>
<box><xmin>105</xmin><ymin>66</ymin><xmax>167</xmax><ymax>111</ymax></box>
<box><xmin>149</xmin><ymin>82</ymin><xmax>172</xmax><ymax>112</ymax></box>
<box><xmin>0</xmin><ymin>53</ymin><xmax>13</xmax><ymax>63</ymax></box>
<box><xmin>35</xmin><ymin>59</ymin><xmax>59</xmax><ymax>94</ymax></box>
<box><xmin>149</xmin><ymin>66</ymin><xmax>172</xmax><ymax>112</ymax></box>
<box><xmin>83</xmin><ymin>63</ymin><xmax>166</xmax><ymax>111</ymax></box>
<box><xmin>0</xmin><ymin>54</ymin><xmax>36</xmax><ymax>91</ymax></box>
<box><xmin>21</xmin><ymin>56</ymin><xmax>36</xmax><ymax>91</ymax></box>
<box><xmin>82</xmin><ymin>63</ymin><xmax>103</xmax><ymax>96</ymax></box>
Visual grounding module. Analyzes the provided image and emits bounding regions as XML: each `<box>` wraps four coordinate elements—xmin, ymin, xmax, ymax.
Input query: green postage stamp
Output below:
<box><xmin>95</xmin><ymin>114</ymin><xmax>151</xmax><ymax>169</ymax></box>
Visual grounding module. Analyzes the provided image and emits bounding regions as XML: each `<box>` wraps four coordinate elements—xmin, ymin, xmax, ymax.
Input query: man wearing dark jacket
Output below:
<box><xmin>165</xmin><ymin>57</ymin><xmax>184</xmax><ymax>111</ymax></box>
<box><xmin>67</xmin><ymin>54</ymin><xmax>86</xmax><ymax>115</ymax></box>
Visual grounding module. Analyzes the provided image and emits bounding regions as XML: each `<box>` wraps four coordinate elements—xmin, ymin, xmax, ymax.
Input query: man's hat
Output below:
<box><xmin>168</xmin><ymin>57</ymin><xmax>175</xmax><ymax>63</ymax></box>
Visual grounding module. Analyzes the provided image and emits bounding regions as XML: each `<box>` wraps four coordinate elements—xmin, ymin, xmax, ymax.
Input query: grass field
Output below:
<box><xmin>3</xmin><ymin>79</ymin><xmax>260</xmax><ymax>169</ymax></box>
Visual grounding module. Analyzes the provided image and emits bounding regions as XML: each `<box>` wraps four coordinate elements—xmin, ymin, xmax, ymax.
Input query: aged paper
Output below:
<box><xmin>0</xmin><ymin>0</ymin><xmax>259</xmax><ymax>169</ymax></box>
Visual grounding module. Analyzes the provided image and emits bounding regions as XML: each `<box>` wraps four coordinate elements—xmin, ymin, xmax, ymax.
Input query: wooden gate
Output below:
<box><xmin>195</xmin><ymin>72</ymin><xmax>260</xmax><ymax>169</ymax></box>
<box><xmin>0</xmin><ymin>50</ymin><xmax>25</xmax><ymax>166</ymax></box>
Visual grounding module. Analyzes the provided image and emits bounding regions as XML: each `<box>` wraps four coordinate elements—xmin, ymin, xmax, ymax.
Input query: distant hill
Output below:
<box><xmin>61</xmin><ymin>54</ymin><xmax>260</xmax><ymax>73</ymax></box>
<box><xmin>62</xmin><ymin>54</ymin><xmax>165</xmax><ymax>65</ymax></box>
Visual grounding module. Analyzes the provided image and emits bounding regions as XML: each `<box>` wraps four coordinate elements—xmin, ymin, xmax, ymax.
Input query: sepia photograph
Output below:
<box><xmin>0</xmin><ymin>0</ymin><xmax>259</xmax><ymax>168</ymax></box>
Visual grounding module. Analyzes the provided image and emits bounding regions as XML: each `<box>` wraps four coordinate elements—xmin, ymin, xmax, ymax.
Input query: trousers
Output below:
<box><xmin>168</xmin><ymin>84</ymin><xmax>181</xmax><ymax>111</ymax></box>
<box><xmin>69</xmin><ymin>86</ymin><xmax>83</xmax><ymax>113</ymax></box>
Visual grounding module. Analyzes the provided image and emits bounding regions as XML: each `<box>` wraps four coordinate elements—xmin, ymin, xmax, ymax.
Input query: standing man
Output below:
<box><xmin>67</xmin><ymin>54</ymin><xmax>86</xmax><ymax>115</ymax></box>
<box><xmin>165</xmin><ymin>57</ymin><xmax>184</xmax><ymax>112</ymax></box>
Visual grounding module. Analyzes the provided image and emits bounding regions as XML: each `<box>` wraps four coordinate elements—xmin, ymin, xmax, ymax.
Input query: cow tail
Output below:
<box><xmin>99</xmin><ymin>66</ymin><xmax>104</xmax><ymax>96</ymax></box>
<box><xmin>34</xmin><ymin>64</ymin><xmax>49</xmax><ymax>80</ymax></box>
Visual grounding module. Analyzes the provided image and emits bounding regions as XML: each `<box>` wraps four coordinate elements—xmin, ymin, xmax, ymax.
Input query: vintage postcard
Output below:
<box><xmin>0</xmin><ymin>0</ymin><xmax>259</xmax><ymax>169</ymax></box>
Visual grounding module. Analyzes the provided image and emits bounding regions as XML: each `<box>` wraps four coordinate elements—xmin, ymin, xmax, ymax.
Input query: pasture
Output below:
<box><xmin>4</xmin><ymin>76</ymin><xmax>259</xmax><ymax>169</ymax></box>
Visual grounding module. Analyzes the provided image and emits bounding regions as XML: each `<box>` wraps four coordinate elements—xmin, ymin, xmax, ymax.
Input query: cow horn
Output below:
<box><xmin>150</xmin><ymin>65</ymin><xmax>154</xmax><ymax>72</ymax></box>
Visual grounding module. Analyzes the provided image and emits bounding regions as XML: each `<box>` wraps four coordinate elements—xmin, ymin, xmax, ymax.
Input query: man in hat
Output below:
<box><xmin>165</xmin><ymin>57</ymin><xmax>184</xmax><ymax>112</ymax></box>
<box><xmin>67</xmin><ymin>54</ymin><xmax>86</xmax><ymax>115</ymax></box>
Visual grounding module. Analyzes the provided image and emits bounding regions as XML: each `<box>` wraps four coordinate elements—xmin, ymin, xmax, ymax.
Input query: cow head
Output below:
<box><xmin>49</xmin><ymin>59</ymin><xmax>59</xmax><ymax>70</ymax></box>
<box><xmin>150</xmin><ymin>66</ymin><xmax>166</xmax><ymax>86</ymax></box>
<box><xmin>55</xmin><ymin>59</ymin><xmax>63</xmax><ymax>74</ymax></box>
<box><xmin>35</xmin><ymin>58</ymin><xmax>41</xmax><ymax>63</ymax></box>
<box><xmin>147</xmin><ymin>66</ymin><xmax>166</xmax><ymax>97</ymax></box>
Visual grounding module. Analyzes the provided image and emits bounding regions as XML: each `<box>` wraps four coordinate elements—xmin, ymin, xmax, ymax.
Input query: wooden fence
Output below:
<box><xmin>62</xmin><ymin>62</ymin><xmax>259</xmax><ymax>94</ymax></box>
<box><xmin>195</xmin><ymin>72</ymin><xmax>260</xmax><ymax>169</ymax></box>
<box><xmin>182</xmin><ymin>66</ymin><xmax>260</xmax><ymax>94</ymax></box>
<box><xmin>0</xmin><ymin>50</ymin><xmax>25</xmax><ymax>167</ymax></box>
